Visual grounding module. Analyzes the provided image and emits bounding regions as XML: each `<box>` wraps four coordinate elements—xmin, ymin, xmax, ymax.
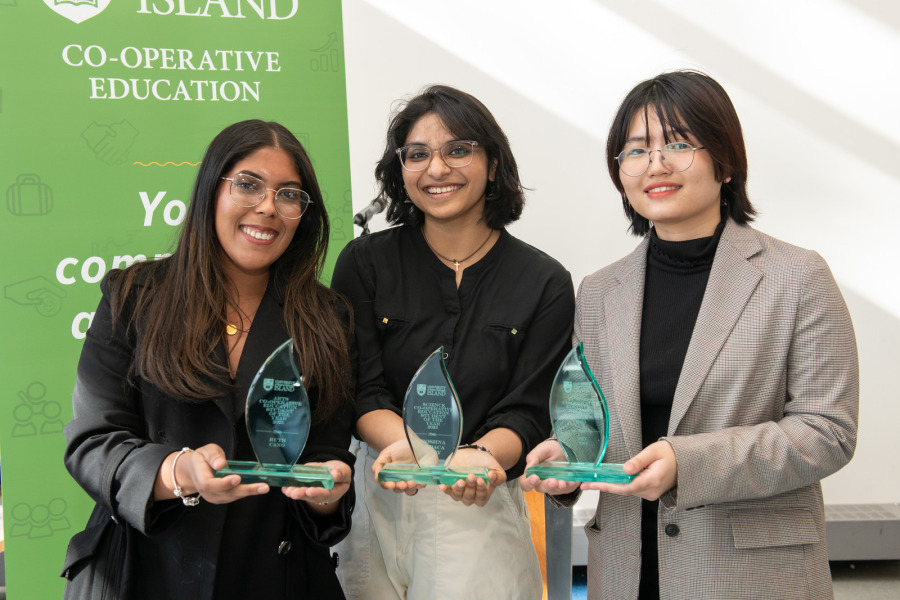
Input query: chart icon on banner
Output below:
<box><xmin>310</xmin><ymin>32</ymin><xmax>343</xmax><ymax>72</ymax></box>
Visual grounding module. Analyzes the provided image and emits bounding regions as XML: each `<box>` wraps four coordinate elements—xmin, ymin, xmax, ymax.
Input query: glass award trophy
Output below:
<box><xmin>377</xmin><ymin>347</ymin><xmax>490</xmax><ymax>486</ymax></box>
<box><xmin>525</xmin><ymin>342</ymin><xmax>635</xmax><ymax>484</ymax></box>
<box><xmin>214</xmin><ymin>339</ymin><xmax>333</xmax><ymax>489</ymax></box>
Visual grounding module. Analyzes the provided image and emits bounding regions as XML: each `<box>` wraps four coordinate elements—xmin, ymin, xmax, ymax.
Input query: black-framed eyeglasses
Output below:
<box><xmin>220</xmin><ymin>173</ymin><xmax>311</xmax><ymax>219</ymax></box>
<box><xmin>395</xmin><ymin>140</ymin><xmax>479</xmax><ymax>171</ymax></box>
<box><xmin>615</xmin><ymin>142</ymin><xmax>706</xmax><ymax>177</ymax></box>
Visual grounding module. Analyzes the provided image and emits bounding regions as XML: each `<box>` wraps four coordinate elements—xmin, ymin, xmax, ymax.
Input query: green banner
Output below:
<box><xmin>0</xmin><ymin>1</ymin><xmax>352</xmax><ymax>596</ymax></box>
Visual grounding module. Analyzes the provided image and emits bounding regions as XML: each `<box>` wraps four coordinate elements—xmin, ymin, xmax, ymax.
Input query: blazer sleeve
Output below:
<box><xmin>662</xmin><ymin>251</ymin><xmax>859</xmax><ymax>510</ymax></box>
<box><xmin>64</xmin><ymin>278</ymin><xmax>177</xmax><ymax>535</ymax></box>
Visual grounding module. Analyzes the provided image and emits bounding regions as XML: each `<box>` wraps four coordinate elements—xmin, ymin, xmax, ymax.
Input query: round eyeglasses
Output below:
<box><xmin>396</xmin><ymin>140</ymin><xmax>479</xmax><ymax>172</ymax></box>
<box><xmin>615</xmin><ymin>142</ymin><xmax>706</xmax><ymax>177</ymax></box>
<box><xmin>220</xmin><ymin>173</ymin><xmax>311</xmax><ymax>219</ymax></box>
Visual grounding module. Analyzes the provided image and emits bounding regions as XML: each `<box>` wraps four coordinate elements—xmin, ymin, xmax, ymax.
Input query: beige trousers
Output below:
<box><xmin>333</xmin><ymin>441</ymin><xmax>543</xmax><ymax>600</ymax></box>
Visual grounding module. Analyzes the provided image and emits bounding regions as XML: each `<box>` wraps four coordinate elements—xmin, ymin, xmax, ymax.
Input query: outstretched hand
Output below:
<box><xmin>282</xmin><ymin>460</ymin><xmax>352</xmax><ymax>514</ymax></box>
<box><xmin>439</xmin><ymin>448</ymin><xmax>506</xmax><ymax>507</ymax></box>
<box><xmin>175</xmin><ymin>444</ymin><xmax>270</xmax><ymax>504</ymax></box>
<box><xmin>371</xmin><ymin>438</ymin><xmax>426</xmax><ymax>496</ymax></box>
<box><xmin>519</xmin><ymin>439</ymin><xmax>581</xmax><ymax>495</ymax></box>
<box><xmin>581</xmin><ymin>440</ymin><xmax>676</xmax><ymax>500</ymax></box>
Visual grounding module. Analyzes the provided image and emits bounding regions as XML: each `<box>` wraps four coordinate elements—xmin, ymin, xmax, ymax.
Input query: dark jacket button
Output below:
<box><xmin>664</xmin><ymin>523</ymin><xmax>680</xmax><ymax>537</ymax></box>
<box><xmin>277</xmin><ymin>540</ymin><xmax>292</xmax><ymax>555</ymax></box>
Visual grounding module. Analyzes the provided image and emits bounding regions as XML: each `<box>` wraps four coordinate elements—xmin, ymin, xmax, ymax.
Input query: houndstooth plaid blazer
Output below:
<box><xmin>572</xmin><ymin>220</ymin><xmax>859</xmax><ymax>600</ymax></box>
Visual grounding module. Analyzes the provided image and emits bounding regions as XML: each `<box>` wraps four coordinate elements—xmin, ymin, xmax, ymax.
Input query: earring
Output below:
<box><xmin>486</xmin><ymin>180</ymin><xmax>495</xmax><ymax>198</ymax></box>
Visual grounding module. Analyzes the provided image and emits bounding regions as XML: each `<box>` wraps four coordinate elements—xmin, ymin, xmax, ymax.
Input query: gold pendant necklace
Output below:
<box><xmin>225</xmin><ymin>306</ymin><xmax>257</xmax><ymax>336</ymax></box>
<box><xmin>422</xmin><ymin>229</ymin><xmax>495</xmax><ymax>272</ymax></box>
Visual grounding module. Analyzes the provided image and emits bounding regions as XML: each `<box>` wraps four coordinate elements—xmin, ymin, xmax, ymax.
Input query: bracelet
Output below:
<box><xmin>457</xmin><ymin>444</ymin><xmax>492</xmax><ymax>456</ymax></box>
<box><xmin>172</xmin><ymin>447</ymin><xmax>200</xmax><ymax>506</ymax></box>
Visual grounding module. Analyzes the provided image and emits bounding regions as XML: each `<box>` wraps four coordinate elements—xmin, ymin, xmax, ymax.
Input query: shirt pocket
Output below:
<box><xmin>729</xmin><ymin>507</ymin><xmax>820</xmax><ymax>549</ymax></box>
<box><xmin>486</xmin><ymin>322</ymin><xmax>521</xmax><ymax>336</ymax></box>
<box><xmin>483</xmin><ymin>322</ymin><xmax>523</xmax><ymax>374</ymax></box>
<box><xmin>376</xmin><ymin>315</ymin><xmax>409</xmax><ymax>342</ymax></box>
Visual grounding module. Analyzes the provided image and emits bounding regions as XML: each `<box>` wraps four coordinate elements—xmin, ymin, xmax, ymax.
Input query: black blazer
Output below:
<box><xmin>62</xmin><ymin>274</ymin><xmax>354</xmax><ymax>600</ymax></box>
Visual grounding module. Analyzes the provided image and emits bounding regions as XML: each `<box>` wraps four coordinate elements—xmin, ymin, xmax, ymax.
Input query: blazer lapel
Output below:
<box><xmin>605</xmin><ymin>240</ymin><xmax>648</xmax><ymax>457</ymax></box>
<box><xmin>669</xmin><ymin>221</ymin><xmax>764</xmax><ymax>433</ymax></box>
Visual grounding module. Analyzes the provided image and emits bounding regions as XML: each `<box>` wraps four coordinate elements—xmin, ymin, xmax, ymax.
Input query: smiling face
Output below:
<box><xmin>620</xmin><ymin>108</ymin><xmax>724</xmax><ymax>241</ymax></box>
<box><xmin>401</xmin><ymin>112</ymin><xmax>495</xmax><ymax>227</ymax></box>
<box><xmin>215</xmin><ymin>146</ymin><xmax>302</xmax><ymax>280</ymax></box>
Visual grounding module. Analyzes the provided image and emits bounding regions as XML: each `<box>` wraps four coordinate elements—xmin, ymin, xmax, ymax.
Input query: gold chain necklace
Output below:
<box><xmin>422</xmin><ymin>229</ymin><xmax>495</xmax><ymax>272</ymax></box>
<box><xmin>226</xmin><ymin>306</ymin><xmax>258</xmax><ymax>336</ymax></box>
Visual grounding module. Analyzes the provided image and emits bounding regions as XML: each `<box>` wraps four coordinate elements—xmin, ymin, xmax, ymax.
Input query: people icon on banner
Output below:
<box><xmin>9</xmin><ymin>498</ymin><xmax>70</xmax><ymax>539</ymax></box>
<box><xmin>12</xmin><ymin>382</ymin><xmax>64</xmax><ymax>437</ymax></box>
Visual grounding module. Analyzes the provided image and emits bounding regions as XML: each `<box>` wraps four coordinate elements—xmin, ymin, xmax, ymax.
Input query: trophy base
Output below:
<box><xmin>214</xmin><ymin>460</ymin><xmax>334</xmax><ymax>489</ymax></box>
<box><xmin>378</xmin><ymin>463</ymin><xmax>490</xmax><ymax>486</ymax></box>
<box><xmin>525</xmin><ymin>461</ymin><xmax>636</xmax><ymax>484</ymax></box>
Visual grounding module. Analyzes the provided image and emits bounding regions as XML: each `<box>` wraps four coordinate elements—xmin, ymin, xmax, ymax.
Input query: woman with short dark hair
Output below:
<box><xmin>63</xmin><ymin>120</ymin><xmax>355</xmax><ymax>600</ymax></box>
<box><xmin>375</xmin><ymin>85</ymin><xmax>526</xmax><ymax>230</ymax></box>
<box><xmin>605</xmin><ymin>70</ymin><xmax>755</xmax><ymax>236</ymax></box>
<box><xmin>524</xmin><ymin>71</ymin><xmax>859</xmax><ymax>599</ymax></box>
<box><xmin>332</xmin><ymin>85</ymin><xmax>574</xmax><ymax>600</ymax></box>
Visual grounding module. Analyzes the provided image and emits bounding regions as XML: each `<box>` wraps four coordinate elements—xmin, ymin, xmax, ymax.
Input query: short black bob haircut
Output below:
<box><xmin>606</xmin><ymin>70</ymin><xmax>756</xmax><ymax>236</ymax></box>
<box><xmin>375</xmin><ymin>84</ymin><xmax>525</xmax><ymax>229</ymax></box>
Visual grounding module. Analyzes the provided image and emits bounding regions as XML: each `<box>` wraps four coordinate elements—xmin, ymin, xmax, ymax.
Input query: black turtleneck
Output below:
<box><xmin>637</xmin><ymin>220</ymin><xmax>724</xmax><ymax>600</ymax></box>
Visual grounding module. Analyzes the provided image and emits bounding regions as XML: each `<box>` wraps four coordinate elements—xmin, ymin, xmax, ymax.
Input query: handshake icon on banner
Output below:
<box><xmin>82</xmin><ymin>120</ymin><xmax>139</xmax><ymax>165</ymax></box>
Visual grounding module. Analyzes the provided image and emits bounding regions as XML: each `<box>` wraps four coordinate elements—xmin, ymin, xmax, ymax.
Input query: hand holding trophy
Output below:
<box><xmin>525</xmin><ymin>342</ymin><xmax>636</xmax><ymax>484</ymax></box>
<box><xmin>377</xmin><ymin>347</ymin><xmax>490</xmax><ymax>486</ymax></box>
<box><xmin>214</xmin><ymin>339</ymin><xmax>333</xmax><ymax>488</ymax></box>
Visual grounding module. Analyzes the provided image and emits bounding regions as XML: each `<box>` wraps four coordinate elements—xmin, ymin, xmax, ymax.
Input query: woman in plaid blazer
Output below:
<box><xmin>523</xmin><ymin>71</ymin><xmax>859</xmax><ymax>599</ymax></box>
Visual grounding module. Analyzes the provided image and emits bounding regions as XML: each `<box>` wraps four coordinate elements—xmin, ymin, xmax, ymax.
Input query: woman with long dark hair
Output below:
<box><xmin>62</xmin><ymin>120</ymin><xmax>355</xmax><ymax>599</ymax></box>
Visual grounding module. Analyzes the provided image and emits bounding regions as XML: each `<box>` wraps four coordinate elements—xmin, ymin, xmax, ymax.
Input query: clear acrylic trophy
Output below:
<box><xmin>377</xmin><ymin>347</ymin><xmax>490</xmax><ymax>486</ymax></box>
<box><xmin>525</xmin><ymin>342</ymin><xmax>635</xmax><ymax>484</ymax></box>
<box><xmin>214</xmin><ymin>339</ymin><xmax>333</xmax><ymax>488</ymax></box>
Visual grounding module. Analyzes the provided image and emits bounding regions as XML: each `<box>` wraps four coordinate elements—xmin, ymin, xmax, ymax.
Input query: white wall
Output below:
<box><xmin>341</xmin><ymin>0</ymin><xmax>900</xmax><ymax>505</ymax></box>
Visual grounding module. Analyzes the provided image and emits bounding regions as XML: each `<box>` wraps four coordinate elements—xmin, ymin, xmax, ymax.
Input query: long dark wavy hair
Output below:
<box><xmin>375</xmin><ymin>84</ymin><xmax>526</xmax><ymax>229</ymax></box>
<box><xmin>606</xmin><ymin>70</ymin><xmax>756</xmax><ymax>236</ymax></box>
<box><xmin>106</xmin><ymin>120</ymin><xmax>351</xmax><ymax>422</ymax></box>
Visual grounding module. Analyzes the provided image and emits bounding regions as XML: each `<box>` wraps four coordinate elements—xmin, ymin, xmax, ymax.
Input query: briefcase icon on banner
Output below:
<box><xmin>7</xmin><ymin>174</ymin><xmax>53</xmax><ymax>216</ymax></box>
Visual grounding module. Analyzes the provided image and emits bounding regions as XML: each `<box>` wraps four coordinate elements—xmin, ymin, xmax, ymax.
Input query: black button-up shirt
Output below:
<box><xmin>331</xmin><ymin>225</ymin><xmax>574</xmax><ymax>477</ymax></box>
